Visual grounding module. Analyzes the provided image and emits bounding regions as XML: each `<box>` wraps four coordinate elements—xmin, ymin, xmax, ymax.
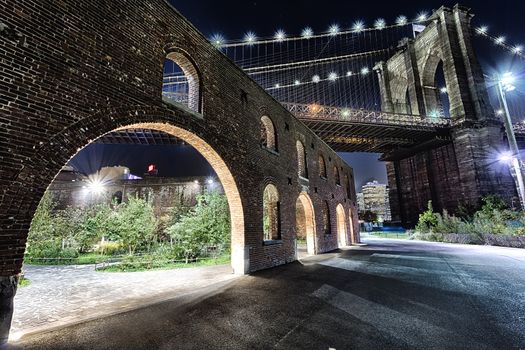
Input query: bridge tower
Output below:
<box><xmin>374</xmin><ymin>5</ymin><xmax>517</xmax><ymax>225</ymax></box>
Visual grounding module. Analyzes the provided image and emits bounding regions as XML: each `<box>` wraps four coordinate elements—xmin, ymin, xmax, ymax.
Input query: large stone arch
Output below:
<box><xmin>296</xmin><ymin>193</ymin><xmax>316</xmax><ymax>256</ymax></box>
<box><xmin>336</xmin><ymin>204</ymin><xmax>347</xmax><ymax>248</ymax></box>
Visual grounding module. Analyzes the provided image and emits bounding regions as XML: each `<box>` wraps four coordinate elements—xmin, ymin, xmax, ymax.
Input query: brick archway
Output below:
<box><xmin>336</xmin><ymin>204</ymin><xmax>347</xmax><ymax>248</ymax></box>
<box><xmin>296</xmin><ymin>193</ymin><xmax>316</xmax><ymax>256</ymax></box>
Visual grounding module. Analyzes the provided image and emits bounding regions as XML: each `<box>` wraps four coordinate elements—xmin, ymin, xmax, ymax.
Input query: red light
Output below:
<box><xmin>148</xmin><ymin>164</ymin><xmax>155</xmax><ymax>172</ymax></box>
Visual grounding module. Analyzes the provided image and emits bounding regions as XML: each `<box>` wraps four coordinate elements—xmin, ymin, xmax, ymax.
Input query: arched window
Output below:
<box><xmin>260</xmin><ymin>116</ymin><xmax>277</xmax><ymax>151</ymax></box>
<box><xmin>422</xmin><ymin>55</ymin><xmax>450</xmax><ymax>118</ymax></box>
<box><xmin>322</xmin><ymin>201</ymin><xmax>331</xmax><ymax>235</ymax></box>
<box><xmin>163</xmin><ymin>49</ymin><xmax>202</xmax><ymax>112</ymax></box>
<box><xmin>297</xmin><ymin>141</ymin><xmax>308</xmax><ymax>178</ymax></box>
<box><xmin>318</xmin><ymin>154</ymin><xmax>327</xmax><ymax>178</ymax></box>
<box><xmin>263</xmin><ymin>184</ymin><xmax>280</xmax><ymax>241</ymax></box>
<box><xmin>334</xmin><ymin>166</ymin><xmax>341</xmax><ymax>185</ymax></box>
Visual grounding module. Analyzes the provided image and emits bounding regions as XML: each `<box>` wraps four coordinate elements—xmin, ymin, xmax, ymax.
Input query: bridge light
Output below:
<box><xmin>328</xmin><ymin>24</ymin><xmax>340</xmax><ymax>36</ymax></box>
<box><xmin>396</xmin><ymin>15</ymin><xmax>408</xmax><ymax>26</ymax></box>
<box><xmin>274</xmin><ymin>83</ymin><xmax>280</xmax><ymax>89</ymax></box>
<box><xmin>374</xmin><ymin>18</ymin><xmax>386</xmax><ymax>30</ymax></box>
<box><xmin>302</xmin><ymin>27</ymin><xmax>314</xmax><ymax>39</ymax></box>
<box><xmin>476</xmin><ymin>26</ymin><xmax>488</xmax><ymax>34</ymax></box>
<box><xmin>294</xmin><ymin>80</ymin><xmax>301</xmax><ymax>86</ymax></box>
<box><xmin>244</xmin><ymin>31</ymin><xmax>257</xmax><ymax>45</ymax></box>
<box><xmin>341</xmin><ymin>109</ymin><xmax>351</xmax><ymax>117</ymax></box>
<box><xmin>210</xmin><ymin>33</ymin><xmax>225</xmax><ymax>47</ymax></box>
<box><xmin>352</xmin><ymin>20</ymin><xmax>365</xmax><ymax>32</ymax></box>
<box><xmin>428</xmin><ymin>110</ymin><xmax>440</xmax><ymax>118</ymax></box>
<box><xmin>207</xmin><ymin>178</ymin><xmax>214</xmax><ymax>185</ymax></box>
<box><xmin>495</xmin><ymin>36</ymin><xmax>505</xmax><ymax>45</ymax></box>
<box><xmin>274</xmin><ymin>29</ymin><xmax>286</xmax><ymax>42</ymax></box>
<box><xmin>309</xmin><ymin>104</ymin><xmax>321</xmax><ymax>113</ymax></box>
<box><xmin>440</xmin><ymin>87</ymin><xmax>448</xmax><ymax>94</ymax></box>
<box><xmin>513</xmin><ymin>45</ymin><xmax>523</xmax><ymax>54</ymax></box>
<box><xmin>328</xmin><ymin>72</ymin><xmax>338</xmax><ymax>81</ymax></box>
<box><xmin>346</xmin><ymin>71</ymin><xmax>353</xmax><ymax>76</ymax></box>
<box><xmin>416</xmin><ymin>11</ymin><xmax>428</xmax><ymax>22</ymax></box>
<box><xmin>361</xmin><ymin>67</ymin><xmax>370</xmax><ymax>75</ymax></box>
<box><xmin>496</xmin><ymin>109</ymin><xmax>504</xmax><ymax>116</ymax></box>
<box><xmin>312</xmin><ymin>75</ymin><xmax>321</xmax><ymax>83</ymax></box>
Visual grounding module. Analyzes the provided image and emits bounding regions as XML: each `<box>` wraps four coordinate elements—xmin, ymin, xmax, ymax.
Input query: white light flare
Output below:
<box><xmin>244</xmin><ymin>31</ymin><xmax>257</xmax><ymax>45</ymax></box>
<box><xmin>361</xmin><ymin>67</ymin><xmax>370</xmax><ymax>75</ymax></box>
<box><xmin>302</xmin><ymin>27</ymin><xmax>314</xmax><ymax>39</ymax></box>
<box><xmin>352</xmin><ymin>20</ymin><xmax>365</xmax><ymax>32</ymax></box>
<box><xmin>210</xmin><ymin>33</ymin><xmax>225</xmax><ymax>47</ymax></box>
<box><xmin>476</xmin><ymin>26</ymin><xmax>488</xmax><ymax>34</ymax></box>
<box><xmin>417</xmin><ymin>11</ymin><xmax>428</xmax><ymax>22</ymax></box>
<box><xmin>328</xmin><ymin>72</ymin><xmax>338</xmax><ymax>81</ymax></box>
<box><xmin>329</xmin><ymin>24</ymin><xmax>340</xmax><ymax>36</ymax></box>
<box><xmin>396</xmin><ymin>15</ymin><xmax>408</xmax><ymax>26</ymax></box>
<box><xmin>274</xmin><ymin>29</ymin><xmax>286</xmax><ymax>42</ymax></box>
<box><xmin>312</xmin><ymin>75</ymin><xmax>321</xmax><ymax>83</ymax></box>
<box><xmin>374</xmin><ymin>18</ymin><xmax>386</xmax><ymax>30</ymax></box>
<box><xmin>495</xmin><ymin>36</ymin><xmax>506</xmax><ymax>45</ymax></box>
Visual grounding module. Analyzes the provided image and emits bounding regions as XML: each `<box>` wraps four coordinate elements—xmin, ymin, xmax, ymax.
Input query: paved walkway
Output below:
<box><xmin>10</xmin><ymin>239</ymin><xmax>525</xmax><ymax>349</ymax></box>
<box><xmin>12</xmin><ymin>263</ymin><xmax>238</xmax><ymax>338</ymax></box>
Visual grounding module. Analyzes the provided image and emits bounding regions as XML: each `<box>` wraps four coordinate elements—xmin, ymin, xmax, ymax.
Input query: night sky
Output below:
<box><xmin>71</xmin><ymin>0</ymin><xmax>525</xmax><ymax>190</ymax></box>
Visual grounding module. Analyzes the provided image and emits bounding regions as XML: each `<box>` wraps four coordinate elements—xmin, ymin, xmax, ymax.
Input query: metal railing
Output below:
<box><xmin>283</xmin><ymin>102</ymin><xmax>451</xmax><ymax>128</ymax></box>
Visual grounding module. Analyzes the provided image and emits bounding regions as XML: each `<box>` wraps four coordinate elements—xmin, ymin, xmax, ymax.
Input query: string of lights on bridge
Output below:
<box><xmin>209</xmin><ymin>11</ymin><xmax>432</xmax><ymax>48</ymax></box>
<box><xmin>474</xmin><ymin>26</ymin><xmax>525</xmax><ymax>60</ymax></box>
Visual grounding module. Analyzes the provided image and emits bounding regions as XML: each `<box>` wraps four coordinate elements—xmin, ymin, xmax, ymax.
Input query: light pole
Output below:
<box><xmin>496</xmin><ymin>72</ymin><xmax>525</xmax><ymax>208</ymax></box>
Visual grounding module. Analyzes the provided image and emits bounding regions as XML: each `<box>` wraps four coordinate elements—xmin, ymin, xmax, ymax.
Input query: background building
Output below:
<box><xmin>358</xmin><ymin>181</ymin><xmax>391</xmax><ymax>222</ymax></box>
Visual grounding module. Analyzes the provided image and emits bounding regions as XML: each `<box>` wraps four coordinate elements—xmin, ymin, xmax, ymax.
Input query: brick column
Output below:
<box><xmin>0</xmin><ymin>276</ymin><xmax>18</xmax><ymax>345</ymax></box>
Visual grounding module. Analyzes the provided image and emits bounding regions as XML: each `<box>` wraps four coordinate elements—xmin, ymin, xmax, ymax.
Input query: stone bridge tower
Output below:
<box><xmin>374</xmin><ymin>5</ymin><xmax>517</xmax><ymax>225</ymax></box>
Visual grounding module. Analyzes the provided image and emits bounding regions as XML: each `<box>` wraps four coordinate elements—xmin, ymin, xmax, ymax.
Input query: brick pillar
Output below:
<box><xmin>373</xmin><ymin>62</ymin><xmax>394</xmax><ymax>113</ymax></box>
<box><xmin>0</xmin><ymin>276</ymin><xmax>18</xmax><ymax>345</ymax></box>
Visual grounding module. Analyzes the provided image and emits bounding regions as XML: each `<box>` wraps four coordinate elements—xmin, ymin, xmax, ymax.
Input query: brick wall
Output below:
<box><xmin>0</xmin><ymin>0</ymin><xmax>359</xmax><ymax>275</ymax></box>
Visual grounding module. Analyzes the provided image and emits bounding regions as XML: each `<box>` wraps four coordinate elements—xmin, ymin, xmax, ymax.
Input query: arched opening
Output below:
<box><xmin>15</xmin><ymin>123</ymin><xmax>246</xmax><ymax>339</ymax></box>
<box><xmin>163</xmin><ymin>49</ymin><xmax>202</xmax><ymax>113</ymax></box>
<box><xmin>263</xmin><ymin>184</ymin><xmax>280</xmax><ymax>241</ymax></box>
<box><xmin>260</xmin><ymin>116</ymin><xmax>278</xmax><ymax>152</ymax></box>
<box><xmin>296</xmin><ymin>141</ymin><xmax>308</xmax><ymax>178</ymax></box>
<box><xmin>336</xmin><ymin>204</ymin><xmax>347</xmax><ymax>248</ymax></box>
<box><xmin>391</xmin><ymin>77</ymin><xmax>410</xmax><ymax>114</ymax></box>
<box><xmin>422</xmin><ymin>55</ymin><xmax>450</xmax><ymax>118</ymax></box>
<box><xmin>334</xmin><ymin>166</ymin><xmax>341</xmax><ymax>186</ymax></box>
<box><xmin>295</xmin><ymin>193</ymin><xmax>316</xmax><ymax>257</ymax></box>
<box><xmin>319</xmin><ymin>154</ymin><xmax>327</xmax><ymax>178</ymax></box>
<box><xmin>348</xmin><ymin>207</ymin><xmax>356</xmax><ymax>244</ymax></box>
<box><xmin>322</xmin><ymin>201</ymin><xmax>332</xmax><ymax>235</ymax></box>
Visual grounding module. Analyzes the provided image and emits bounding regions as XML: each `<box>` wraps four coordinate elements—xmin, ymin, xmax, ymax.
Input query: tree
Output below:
<box><xmin>415</xmin><ymin>201</ymin><xmax>438</xmax><ymax>233</ymax></box>
<box><xmin>117</xmin><ymin>196</ymin><xmax>157</xmax><ymax>255</ymax></box>
<box><xmin>76</xmin><ymin>203</ymin><xmax>115</xmax><ymax>252</ymax></box>
<box><xmin>166</xmin><ymin>191</ymin><xmax>230</xmax><ymax>262</ymax></box>
<box><xmin>360</xmin><ymin>210</ymin><xmax>378</xmax><ymax>223</ymax></box>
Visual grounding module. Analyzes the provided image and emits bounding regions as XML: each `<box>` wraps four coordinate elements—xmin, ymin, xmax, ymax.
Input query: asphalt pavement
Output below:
<box><xmin>7</xmin><ymin>238</ymin><xmax>525</xmax><ymax>350</ymax></box>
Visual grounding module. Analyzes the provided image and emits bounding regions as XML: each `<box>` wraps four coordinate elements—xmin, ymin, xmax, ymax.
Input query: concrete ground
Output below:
<box><xmin>7</xmin><ymin>238</ymin><xmax>525</xmax><ymax>350</ymax></box>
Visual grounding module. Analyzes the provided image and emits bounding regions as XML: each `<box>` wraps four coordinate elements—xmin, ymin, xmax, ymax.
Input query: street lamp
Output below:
<box><xmin>495</xmin><ymin>72</ymin><xmax>525</xmax><ymax>207</ymax></box>
<box><xmin>87</xmin><ymin>179</ymin><xmax>105</xmax><ymax>194</ymax></box>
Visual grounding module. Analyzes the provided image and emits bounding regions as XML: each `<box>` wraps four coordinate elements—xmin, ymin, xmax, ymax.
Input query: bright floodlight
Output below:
<box><xmin>396</xmin><ymin>15</ymin><xmax>408</xmax><ymax>25</ymax></box>
<box><xmin>207</xmin><ymin>178</ymin><xmax>214</xmax><ymax>185</ymax></box>
<box><xmin>496</xmin><ymin>109</ymin><xmax>504</xmax><ymax>116</ymax></box>
<box><xmin>440</xmin><ymin>87</ymin><xmax>448</xmax><ymax>94</ymax></box>
<box><xmin>501</xmin><ymin>72</ymin><xmax>516</xmax><ymax>92</ymax></box>
<box><xmin>361</xmin><ymin>67</ymin><xmax>370</xmax><ymax>75</ymax></box>
<box><xmin>210</xmin><ymin>33</ymin><xmax>225</xmax><ymax>47</ymax></box>
<box><xmin>417</xmin><ymin>11</ymin><xmax>428</xmax><ymax>22</ymax></box>
<box><xmin>498</xmin><ymin>151</ymin><xmax>513</xmax><ymax>164</ymax></box>
<box><xmin>428</xmin><ymin>110</ymin><xmax>440</xmax><ymax>118</ymax></box>
<box><xmin>244</xmin><ymin>31</ymin><xmax>257</xmax><ymax>44</ymax></box>
<box><xmin>87</xmin><ymin>180</ymin><xmax>104</xmax><ymax>194</ymax></box>
<box><xmin>328</xmin><ymin>72</ymin><xmax>338</xmax><ymax>81</ymax></box>
<box><xmin>495</xmin><ymin>36</ymin><xmax>505</xmax><ymax>45</ymax></box>
<box><xmin>312</xmin><ymin>75</ymin><xmax>321</xmax><ymax>83</ymax></box>
<box><xmin>329</xmin><ymin>24</ymin><xmax>340</xmax><ymax>36</ymax></box>
<box><xmin>374</xmin><ymin>18</ymin><xmax>386</xmax><ymax>29</ymax></box>
<box><xmin>302</xmin><ymin>27</ymin><xmax>314</xmax><ymax>39</ymax></box>
<box><xmin>352</xmin><ymin>20</ymin><xmax>365</xmax><ymax>32</ymax></box>
<box><xmin>274</xmin><ymin>29</ymin><xmax>286</xmax><ymax>42</ymax></box>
